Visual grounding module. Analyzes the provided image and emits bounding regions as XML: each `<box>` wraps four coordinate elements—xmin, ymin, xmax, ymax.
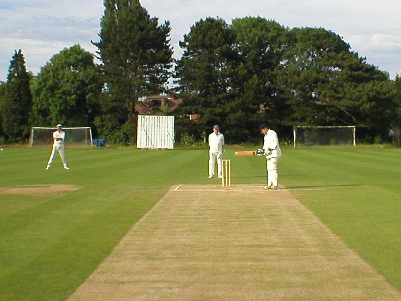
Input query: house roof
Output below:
<box><xmin>135</xmin><ymin>94</ymin><xmax>183</xmax><ymax>115</ymax></box>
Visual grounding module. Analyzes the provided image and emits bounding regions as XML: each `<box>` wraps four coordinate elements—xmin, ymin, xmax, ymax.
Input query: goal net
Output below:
<box><xmin>293</xmin><ymin>126</ymin><xmax>356</xmax><ymax>147</ymax></box>
<box><xmin>28</xmin><ymin>127</ymin><xmax>93</xmax><ymax>147</ymax></box>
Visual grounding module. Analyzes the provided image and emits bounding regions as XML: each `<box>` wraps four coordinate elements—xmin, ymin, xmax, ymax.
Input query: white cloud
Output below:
<box><xmin>0</xmin><ymin>0</ymin><xmax>102</xmax><ymax>80</ymax></box>
<box><xmin>344</xmin><ymin>34</ymin><xmax>401</xmax><ymax>75</ymax></box>
<box><xmin>347</xmin><ymin>34</ymin><xmax>401</xmax><ymax>53</ymax></box>
<box><xmin>1</xmin><ymin>0</ymin><xmax>401</xmax><ymax>81</ymax></box>
<box><xmin>142</xmin><ymin>0</ymin><xmax>401</xmax><ymax>78</ymax></box>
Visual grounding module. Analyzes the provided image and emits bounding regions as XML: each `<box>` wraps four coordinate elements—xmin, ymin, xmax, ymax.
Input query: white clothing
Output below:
<box><xmin>47</xmin><ymin>130</ymin><xmax>68</xmax><ymax>168</ymax></box>
<box><xmin>263</xmin><ymin>129</ymin><xmax>282</xmax><ymax>159</ymax></box>
<box><xmin>263</xmin><ymin>129</ymin><xmax>281</xmax><ymax>187</ymax></box>
<box><xmin>53</xmin><ymin>130</ymin><xmax>66</xmax><ymax>146</ymax></box>
<box><xmin>266</xmin><ymin>157</ymin><xmax>278</xmax><ymax>187</ymax></box>
<box><xmin>209</xmin><ymin>151</ymin><xmax>223</xmax><ymax>178</ymax></box>
<box><xmin>209</xmin><ymin>132</ymin><xmax>224</xmax><ymax>152</ymax></box>
<box><xmin>208</xmin><ymin>132</ymin><xmax>224</xmax><ymax>177</ymax></box>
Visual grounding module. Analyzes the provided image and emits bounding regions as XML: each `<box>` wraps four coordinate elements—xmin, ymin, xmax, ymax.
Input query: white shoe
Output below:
<box><xmin>208</xmin><ymin>175</ymin><xmax>214</xmax><ymax>178</ymax></box>
<box><xmin>218</xmin><ymin>175</ymin><xmax>223</xmax><ymax>179</ymax></box>
<box><xmin>46</xmin><ymin>165</ymin><xmax>50</xmax><ymax>170</ymax></box>
<box><xmin>64</xmin><ymin>166</ymin><xmax>70</xmax><ymax>170</ymax></box>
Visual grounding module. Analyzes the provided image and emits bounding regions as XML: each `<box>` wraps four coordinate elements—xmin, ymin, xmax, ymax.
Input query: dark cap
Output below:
<box><xmin>213</xmin><ymin>125</ymin><xmax>219</xmax><ymax>130</ymax></box>
<box><xmin>259</xmin><ymin>123</ymin><xmax>268</xmax><ymax>130</ymax></box>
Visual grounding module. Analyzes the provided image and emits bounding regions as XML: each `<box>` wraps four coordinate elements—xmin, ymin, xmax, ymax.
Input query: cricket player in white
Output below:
<box><xmin>46</xmin><ymin>124</ymin><xmax>70</xmax><ymax>170</ymax></box>
<box><xmin>208</xmin><ymin>125</ymin><xmax>224</xmax><ymax>178</ymax></box>
<box><xmin>259</xmin><ymin>123</ymin><xmax>281</xmax><ymax>189</ymax></box>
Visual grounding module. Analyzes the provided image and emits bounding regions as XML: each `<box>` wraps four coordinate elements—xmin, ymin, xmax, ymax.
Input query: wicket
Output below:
<box><xmin>222</xmin><ymin>159</ymin><xmax>231</xmax><ymax>187</ymax></box>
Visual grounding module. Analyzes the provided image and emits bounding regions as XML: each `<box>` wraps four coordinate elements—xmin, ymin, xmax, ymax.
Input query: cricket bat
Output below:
<box><xmin>235</xmin><ymin>151</ymin><xmax>256</xmax><ymax>157</ymax></box>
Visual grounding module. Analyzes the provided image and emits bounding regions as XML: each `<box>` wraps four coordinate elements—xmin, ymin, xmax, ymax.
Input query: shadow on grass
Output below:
<box><xmin>232</xmin><ymin>175</ymin><xmax>265</xmax><ymax>179</ymax></box>
<box><xmin>285</xmin><ymin>184</ymin><xmax>362</xmax><ymax>189</ymax></box>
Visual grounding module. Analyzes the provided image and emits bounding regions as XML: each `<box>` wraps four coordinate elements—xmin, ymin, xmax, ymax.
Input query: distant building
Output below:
<box><xmin>189</xmin><ymin>114</ymin><xmax>201</xmax><ymax>120</ymax></box>
<box><xmin>135</xmin><ymin>93</ymin><xmax>183</xmax><ymax>115</ymax></box>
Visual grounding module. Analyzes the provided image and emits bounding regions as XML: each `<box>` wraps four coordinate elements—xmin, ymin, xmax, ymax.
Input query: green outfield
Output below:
<box><xmin>0</xmin><ymin>146</ymin><xmax>400</xmax><ymax>300</ymax></box>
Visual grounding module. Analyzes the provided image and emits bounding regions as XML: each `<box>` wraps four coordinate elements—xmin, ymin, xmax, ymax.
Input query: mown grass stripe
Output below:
<box><xmin>0</xmin><ymin>146</ymin><xmax>400</xmax><ymax>300</ymax></box>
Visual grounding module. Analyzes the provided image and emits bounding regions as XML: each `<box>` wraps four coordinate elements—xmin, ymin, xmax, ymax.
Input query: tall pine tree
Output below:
<box><xmin>1</xmin><ymin>50</ymin><xmax>33</xmax><ymax>142</ymax></box>
<box><xmin>175</xmin><ymin>17</ymin><xmax>237</xmax><ymax>141</ymax></box>
<box><xmin>94</xmin><ymin>0</ymin><xmax>173</xmax><ymax>124</ymax></box>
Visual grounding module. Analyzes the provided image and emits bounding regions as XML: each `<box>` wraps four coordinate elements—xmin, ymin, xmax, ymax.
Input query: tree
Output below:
<box><xmin>394</xmin><ymin>76</ymin><xmax>401</xmax><ymax>116</ymax></box>
<box><xmin>0</xmin><ymin>50</ymin><xmax>33</xmax><ymax>142</ymax></box>
<box><xmin>277</xmin><ymin>28</ymin><xmax>352</xmax><ymax>126</ymax></box>
<box><xmin>277</xmin><ymin>27</ymin><xmax>394</xmax><ymax>141</ymax></box>
<box><xmin>229</xmin><ymin>17</ymin><xmax>289</xmax><ymax>141</ymax></box>
<box><xmin>0</xmin><ymin>82</ymin><xmax>6</xmax><ymax>142</ymax></box>
<box><xmin>391</xmin><ymin>76</ymin><xmax>401</xmax><ymax>144</ymax></box>
<box><xmin>175</xmin><ymin>17</ymin><xmax>290</xmax><ymax>143</ymax></box>
<box><xmin>175</xmin><ymin>17</ymin><xmax>237</xmax><ymax>141</ymax></box>
<box><xmin>176</xmin><ymin>17</ymin><xmax>235</xmax><ymax>100</ymax></box>
<box><xmin>317</xmin><ymin>56</ymin><xmax>394</xmax><ymax>131</ymax></box>
<box><xmin>94</xmin><ymin>0</ymin><xmax>173</xmax><ymax>126</ymax></box>
<box><xmin>32</xmin><ymin>45</ymin><xmax>102</xmax><ymax>127</ymax></box>
<box><xmin>175</xmin><ymin>20</ymin><xmax>395</xmax><ymax>144</ymax></box>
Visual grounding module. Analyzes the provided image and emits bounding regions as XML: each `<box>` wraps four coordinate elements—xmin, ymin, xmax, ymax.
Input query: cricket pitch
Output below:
<box><xmin>68</xmin><ymin>184</ymin><xmax>401</xmax><ymax>300</ymax></box>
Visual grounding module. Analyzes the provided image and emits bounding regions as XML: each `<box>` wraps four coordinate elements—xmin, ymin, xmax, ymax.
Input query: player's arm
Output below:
<box><xmin>54</xmin><ymin>133</ymin><xmax>64</xmax><ymax>141</ymax></box>
<box><xmin>256</xmin><ymin>149</ymin><xmax>265</xmax><ymax>155</ymax></box>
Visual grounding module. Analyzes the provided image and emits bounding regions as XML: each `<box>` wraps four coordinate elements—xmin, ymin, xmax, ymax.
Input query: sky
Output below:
<box><xmin>1</xmin><ymin>0</ymin><xmax>401</xmax><ymax>82</ymax></box>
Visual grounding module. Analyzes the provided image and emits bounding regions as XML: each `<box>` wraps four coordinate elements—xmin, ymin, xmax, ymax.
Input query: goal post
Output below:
<box><xmin>293</xmin><ymin>126</ymin><xmax>356</xmax><ymax>148</ymax></box>
<box><xmin>28</xmin><ymin>127</ymin><xmax>93</xmax><ymax>147</ymax></box>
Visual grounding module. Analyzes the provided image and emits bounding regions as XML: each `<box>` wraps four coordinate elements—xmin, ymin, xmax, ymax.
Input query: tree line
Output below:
<box><xmin>1</xmin><ymin>0</ymin><xmax>401</xmax><ymax>145</ymax></box>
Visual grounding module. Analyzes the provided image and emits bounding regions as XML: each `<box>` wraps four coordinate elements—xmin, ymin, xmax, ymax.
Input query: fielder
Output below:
<box><xmin>259</xmin><ymin>123</ymin><xmax>281</xmax><ymax>189</ymax></box>
<box><xmin>208</xmin><ymin>125</ymin><xmax>224</xmax><ymax>178</ymax></box>
<box><xmin>46</xmin><ymin>124</ymin><xmax>70</xmax><ymax>170</ymax></box>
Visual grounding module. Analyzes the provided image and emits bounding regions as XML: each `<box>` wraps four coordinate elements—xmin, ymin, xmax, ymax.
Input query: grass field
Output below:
<box><xmin>0</xmin><ymin>145</ymin><xmax>400</xmax><ymax>300</ymax></box>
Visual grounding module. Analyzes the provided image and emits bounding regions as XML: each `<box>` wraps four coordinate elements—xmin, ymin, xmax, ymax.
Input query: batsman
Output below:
<box><xmin>259</xmin><ymin>123</ymin><xmax>282</xmax><ymax>189</ymax></box>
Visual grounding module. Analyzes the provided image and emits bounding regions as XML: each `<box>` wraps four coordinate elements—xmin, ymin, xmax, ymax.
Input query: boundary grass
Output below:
<box><xmin>0</xmin><ymin>146</ymin><xmax>400</xmax><ymax>300</ymax></box>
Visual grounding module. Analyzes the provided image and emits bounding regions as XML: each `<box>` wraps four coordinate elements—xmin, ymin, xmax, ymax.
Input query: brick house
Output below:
<box><xmin>135</xmin><ymin>93</ymin><xmax>183</xmax><ymax>115</ymax></box>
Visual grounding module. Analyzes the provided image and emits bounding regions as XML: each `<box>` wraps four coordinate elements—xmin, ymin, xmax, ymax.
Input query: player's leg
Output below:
<box><xmin>267</xmin><ymin>158</ymin><xmax>278</xmax><ymax>188</ymax></box>
<box><xmin>58</xmin><ymin>146</ymin><xmax>69</xmax><ymax>169</ymax></box>
<box><xmin>208</xmin><ymin>152</ymin><xmax>216</xmax><ymax>178</ymax></box>
<box><xmin>46</xmin><ymin>146</ymin><xmax>57</xmax><ymax>169</ymax></box>
<box><xmin>264</xmin><ymin>159</ymin><xmax>271</xmax><ymax>188</ymax></box>
<box><xmin>216</xmin><ymin>151</ymin><xmax>223</xmax><ymax>178</ymax></box>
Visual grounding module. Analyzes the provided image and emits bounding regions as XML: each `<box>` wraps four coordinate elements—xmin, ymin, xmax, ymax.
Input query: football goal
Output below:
<box><xmin>293</xmin><ymin>126</ymin><xmax>356</xmax><ymax>147</ymax></box>
<box><xmin>28</xmin><ymin>127</ymin><xmax>93</xmax><ymax>147</ymax></box>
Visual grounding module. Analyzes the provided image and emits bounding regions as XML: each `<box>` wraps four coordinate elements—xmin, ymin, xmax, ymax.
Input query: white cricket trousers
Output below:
<box><xmin>266</xmin><ymin>157</ymin><xmax>278</xmax><ymax>187</ymax></box>
<box><xmin>47</xmin><ymin>144</ymin><xmax>68</xmax><ymax>167</ymax></box>
<box><xmin>209</xmin><ymin>151</ymin><xmax>223</xmax><ymax>177</ymax></box>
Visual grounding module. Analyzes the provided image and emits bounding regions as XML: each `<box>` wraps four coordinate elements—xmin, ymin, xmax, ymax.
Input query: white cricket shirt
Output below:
<box><xmin>209</xmin><ymin>132</ymin><xmax>224</xmax><ymax>152</ymax></box>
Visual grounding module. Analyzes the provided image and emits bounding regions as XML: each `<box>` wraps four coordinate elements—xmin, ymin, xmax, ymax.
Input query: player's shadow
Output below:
<box><xmin>285</xmin><ymin>184</ymin><xmax>362</xmax><ymax>189</ymax></box>
<box><xmin>232</xmin><ymin>175</ymin><xmax>266</xmax><ymax>179</ymax></box>
<box><xmin>232</xmin><ymin>175</ymin><xmax>362</xmax><ymax>189</ymax></box>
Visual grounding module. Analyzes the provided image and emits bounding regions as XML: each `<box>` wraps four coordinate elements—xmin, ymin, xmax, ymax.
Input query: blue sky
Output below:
<box><xmin>1</xmin><ymin>0</ymin><xmax>400</xmax><ymax>81</ymax></box>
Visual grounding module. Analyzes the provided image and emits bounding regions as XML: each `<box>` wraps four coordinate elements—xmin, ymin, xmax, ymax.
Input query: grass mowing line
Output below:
<box><xmin>279</xmin><ymin>148</ymin><xmax>401</xmax><ymax>291</ymax></box>
<box><xmin>173</xmin><ymin>184</ymin><xmax>327</xmax><ymax>192</ymax></box>
<box><xmin>1</xmin><ymin>147</ymin><xmax>401</xmax><ymax>299</ymax></box>
<box><xmin>68</xmin><ymin>184</ymin><xmax>401</xmax><ymax>301</ymax></box>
